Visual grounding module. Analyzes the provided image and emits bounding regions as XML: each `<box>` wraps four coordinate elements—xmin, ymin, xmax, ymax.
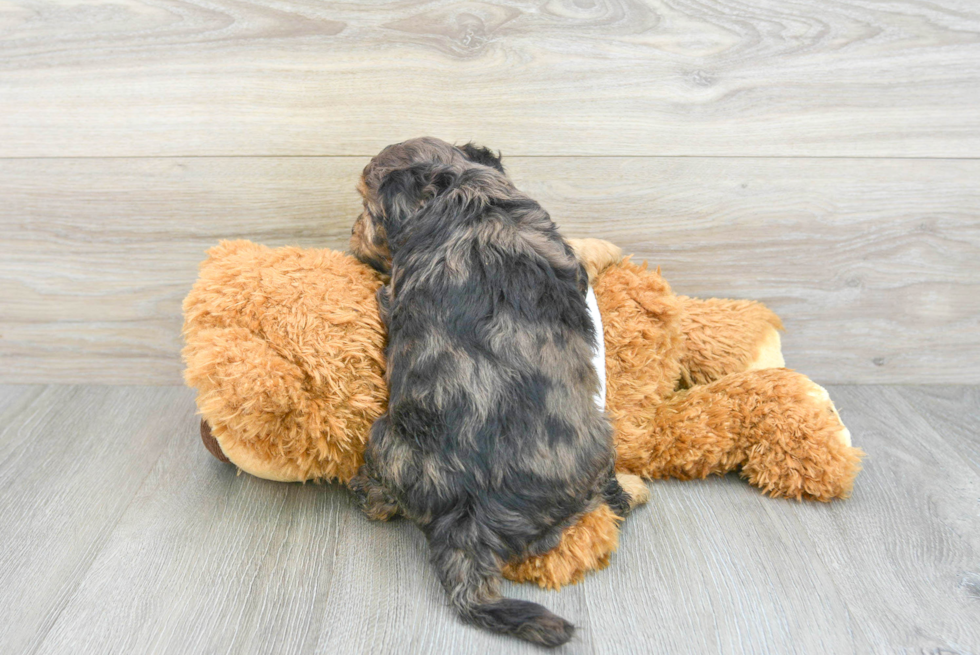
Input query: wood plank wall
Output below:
<box><xmin>1</xmin><ymin>0</ymin><xmax>978</xmax><ymax>384</ymax></box>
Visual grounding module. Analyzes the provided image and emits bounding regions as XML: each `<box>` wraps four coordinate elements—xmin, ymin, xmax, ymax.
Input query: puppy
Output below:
<box><xmin>349</xmin><ymin>137</ymin><xmax>634</xmax><ymax>647</ymax></box>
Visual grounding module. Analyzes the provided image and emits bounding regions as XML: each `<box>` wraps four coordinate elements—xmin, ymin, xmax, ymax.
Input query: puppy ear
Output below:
<box><xmin>377</xmin><ymin>163</ymin><xmax>459</xmax><ymax>235</ymax></box>
<box><xmin>458</xmin><ymin>142</ymin><xmax>505</xmax><ymax>173</ymax></box>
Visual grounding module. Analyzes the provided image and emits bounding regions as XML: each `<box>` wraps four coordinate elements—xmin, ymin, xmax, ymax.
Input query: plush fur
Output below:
<box><xmin>346</xmin><ymin>138</ymin><xmax>632</xmax><ymax>647</ymax></box>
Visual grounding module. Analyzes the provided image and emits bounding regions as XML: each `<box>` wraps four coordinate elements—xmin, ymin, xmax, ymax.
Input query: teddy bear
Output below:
<box><xmin>183</xmin><ymin>237</ymin><xmax>862</xmax><ymax>589</ymax></box>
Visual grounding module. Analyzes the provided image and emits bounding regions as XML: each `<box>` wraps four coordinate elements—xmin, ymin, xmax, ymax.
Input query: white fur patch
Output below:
<box><xmin>587</xmin><ymin>287</ymin><xmax>606</xmax><ymax>411</ymax></box>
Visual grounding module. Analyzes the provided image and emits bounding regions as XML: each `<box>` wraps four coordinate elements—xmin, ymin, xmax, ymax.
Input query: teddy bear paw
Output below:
<box><xmin>802</xmin><ymin>379</ymin><xmax>852</xmax><ymax>448</ymax></box>
<box><xmin>567</xmin><ymin>238</ymin><xmax>624</xmax><ymax>284</ymax></box>
<box><xmin>746</xmin><ymin>326</ymin><xmax>786</xmax><ymax>371</ymax></box>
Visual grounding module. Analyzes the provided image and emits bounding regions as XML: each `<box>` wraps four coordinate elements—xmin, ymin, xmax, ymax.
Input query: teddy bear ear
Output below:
<box><xmin>376</xmin><ymin>163</ymin><xmax>460</xmax><ymax>236</ymax></box>
<box><xmin>457</xmin><ymin>142</ymin><xmax>505</xmax><ymax>173</ymax></box>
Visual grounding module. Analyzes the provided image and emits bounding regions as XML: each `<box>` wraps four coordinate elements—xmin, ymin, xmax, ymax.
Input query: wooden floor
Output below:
<box><xmin>0</xmin><ymin>383</ymin><xmax>977</xmax><ymax>654</ymax></box>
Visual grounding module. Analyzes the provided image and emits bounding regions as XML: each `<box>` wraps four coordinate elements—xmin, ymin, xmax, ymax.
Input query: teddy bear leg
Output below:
<box><xmin>736</xmin><ymin>370</ymin><xmax>861</xmax><ymax>499</ymax></box>
<box><xmin>500</xmin><ymin>473</ymin><xmax>649</xmax><ymax>590</ymax></box>
<box><xmin>676</xmin><ymin>296</ymin><xmax>786</xmax><ymax>385</ymax></box>
<box><xmin>612</xmin><ymin>368</ymin><xmax>862</xmax><ymax>501</ymax></box>
<box><xmin>502</xmin><ymin>504</ymin><xmax>622</xmax><ymax>590</ymax></box>
<box><xmin>567</xmin><ymin>238</ymin><xmax>623</xmax><ymax>284</ymax></box>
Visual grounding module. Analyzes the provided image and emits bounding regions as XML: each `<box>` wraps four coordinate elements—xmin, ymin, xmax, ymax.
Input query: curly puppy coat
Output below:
<box><xmin>348</xmin><ymin>138</ymin><xmax>633</xmax><ymax>647</ymax></box>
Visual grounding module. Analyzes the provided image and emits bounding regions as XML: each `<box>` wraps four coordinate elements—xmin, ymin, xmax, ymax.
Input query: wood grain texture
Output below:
<box><xmin>1</xmin><ymin>0</ymin><xmax>979</xmax><ymax>157</ymax></box>
<box><xmin>0</xmin><ymin>385</ymin><xmax>191</xmax><ymax>654</ymax></box>
<box><xmin>788</xmin><ymin>385</ymin><xmax>980</xmax><ymax>653</ymax></box>
<box><xmin>889</xmin><ymin>385</ymin><xmax>980</xmax><ymax>476</ymax></box>
<box><xmin>0</xmin><ymin>384</ymin><xmax>976</xmax><ymax>654</ymax></box>
<box><xmin>2</xmin><ymin>156</ymin><xmax>977</xmax><ymax>384</ymax></box>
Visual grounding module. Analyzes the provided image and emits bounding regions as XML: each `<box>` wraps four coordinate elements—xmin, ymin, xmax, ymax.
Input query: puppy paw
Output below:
<box><xmin>349</xmin><ymin>474</ymin><xmax>400</xmax><ymax>521</ymax></box>
<box><xmin>567</xmin><ymin>238</ymin><xmax>623</xmax><ymax>284</ymax></box>
<box><xmin>616</xmin><ymin>473</ymin><xmax>650</xmax><ymax>509</ymax></box>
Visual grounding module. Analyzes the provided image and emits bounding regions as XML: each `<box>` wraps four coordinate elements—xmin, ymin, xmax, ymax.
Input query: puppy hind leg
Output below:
<box><xmin>601</xmin><ymin>472</ymin><xmax>649</xmax><ymax>516</ymax></box>
<box><xmin>349</xmin><ymin>468</ymin><xmax>400</xmax><ymax>521</ymax></box>
<box><xmin>615</xmin><ymin>473</ymin><xmax>650</xmax><ymax>510</ymax></box>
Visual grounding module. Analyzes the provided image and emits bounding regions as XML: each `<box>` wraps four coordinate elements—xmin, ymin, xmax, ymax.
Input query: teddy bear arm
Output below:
<box><xmin>676</xmin><ymin>296</ymin><xmax>785</xmax><ymax>385</ymax></box>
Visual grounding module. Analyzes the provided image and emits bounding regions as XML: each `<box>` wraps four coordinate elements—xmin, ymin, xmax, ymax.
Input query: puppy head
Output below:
<box><xmin>350</xmin><ymin>137</ymin><xmax>504</xmax><ymax>273</ymax></box>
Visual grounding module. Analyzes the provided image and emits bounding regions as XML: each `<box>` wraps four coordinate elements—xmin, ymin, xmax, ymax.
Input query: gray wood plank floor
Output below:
<box><xmin>0</xmin><ymin>385</ymin><xmax>977</xmax><ymax>654</ymax></box>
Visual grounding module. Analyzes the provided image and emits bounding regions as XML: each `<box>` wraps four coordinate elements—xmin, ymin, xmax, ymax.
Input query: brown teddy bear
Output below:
<box><xmin>183</xmin><ymin>238</ymin><xmax>862</xmax><ymax>589</ymax></box>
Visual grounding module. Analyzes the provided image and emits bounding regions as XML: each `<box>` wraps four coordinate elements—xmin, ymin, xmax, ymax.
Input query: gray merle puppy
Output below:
<box><xmin>348</xmin><ymin>137</ymin><xmax>634</xmax><ymax>647</ymax></box>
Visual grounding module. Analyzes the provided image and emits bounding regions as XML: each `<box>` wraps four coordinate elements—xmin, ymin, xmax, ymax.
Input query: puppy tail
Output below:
<box><xmin>430</xmin><ymin>534</ymin><xmax>574</xmax><ymax>647</ymax></box>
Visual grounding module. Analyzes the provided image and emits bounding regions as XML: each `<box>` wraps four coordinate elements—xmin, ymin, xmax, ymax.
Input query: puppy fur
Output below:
<box><xmin>349</xmin><ymin>138</ymin><xmax>632</xmax><ymax>647</ymax></box>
